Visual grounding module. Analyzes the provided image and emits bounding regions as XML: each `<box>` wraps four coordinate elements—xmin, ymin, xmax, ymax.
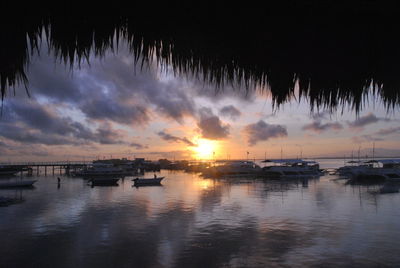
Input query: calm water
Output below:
<box><xmin>1</xmin><ymin>159</ymin><xmax>400</xmax><ymax>267</ymax></box>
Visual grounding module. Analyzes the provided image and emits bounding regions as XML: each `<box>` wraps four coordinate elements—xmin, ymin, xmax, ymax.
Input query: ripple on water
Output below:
<box><xmin>0</xmin><ymin>171</ymin><xmax>400</xmax><ymax>267</ymax></box>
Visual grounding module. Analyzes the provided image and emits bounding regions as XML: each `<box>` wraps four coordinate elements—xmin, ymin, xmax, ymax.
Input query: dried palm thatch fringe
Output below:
<box><xmin>1</xmin><ymin>2</ymin><xmax>400</xmax><ymax>112</ymax></box>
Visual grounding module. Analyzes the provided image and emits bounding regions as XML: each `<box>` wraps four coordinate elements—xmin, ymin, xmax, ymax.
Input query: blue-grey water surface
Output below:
<box><xmin>1</xmin><ymin>159</ymin><xmax>399</xmax><ymax>267</ymax></box>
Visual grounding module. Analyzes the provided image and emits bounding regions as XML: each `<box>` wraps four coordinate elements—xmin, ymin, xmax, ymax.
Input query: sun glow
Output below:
<box><xmin>192</xmin><ymin>138</ymin><xmax>218</xmax><ymax>160</ymax></box>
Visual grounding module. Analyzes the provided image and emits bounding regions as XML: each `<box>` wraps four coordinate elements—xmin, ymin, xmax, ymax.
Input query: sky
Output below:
<box><xmin>0</xmin><ymin>42</ymin><xmax>399</xmax><ymax>162</ymax></box>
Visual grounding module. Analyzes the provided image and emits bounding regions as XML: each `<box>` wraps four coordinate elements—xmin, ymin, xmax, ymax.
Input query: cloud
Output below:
<box><xmin>94</xmin><ymin>122</ymin><xmax>126</xmax><ymax>145</ymax></box>
<box><xmin>157</xmin><ymin>130</ymin><xmax>195</xmax><ymax>146</ymax></box>
<box><xmin>375</xmin><ymin>126</ymin><xmax>400</xmax><ymax>136</ymax></box>
<box><xmin>197</xmin><ymin>108</ymin><xmax>230</xmax><ymax>140</ymax></box>
<box><xmin>2</xmin><ymin>42</ymin><xmax>256</xmax><ymax>155</ymax></box>
<box><xmin>302</xmin><ymin>121</ymin><xmax>343</xmax><ymax>133</ymax></box>
<box><xmin>130</xmin><ymin>142</ymin><xmax>148</xmax><ymax>150</ymax></box>
<box><xmin>0</xmin><ymin>100</ymin><xmax>127</xmax><ymax>146</ymax></box>
<box><xmin>310</xmin><ymin>111</ymin><xmax>329</xmax><ymax>121</ymax></box>
<box><xmin>351</xmin><ymin>135</ymin><xmax>383</xmax><ymax>144</ymax></box>
<box><xmin>80</xmin><ymin>97</ymin><xmax>150</xmax><ymax>125</ymax></box>
<box><xmin>20</xmin><ymin>43</ymin><xmax>198</xmax><ymax>126</ymax></box>
<box><xmin>348</xmin><ymin>113</ymin><xmax>390</xmax><ymax>130</ymax></box>
<box><xmin>219</xmin><ymin>105</ymin><xmax>241</xmax><ymax>120</ymax></box>
<box><xmin>243</xmin><ymin>120</ymin><xmax>287</xmax><ymax>146</ymax></box>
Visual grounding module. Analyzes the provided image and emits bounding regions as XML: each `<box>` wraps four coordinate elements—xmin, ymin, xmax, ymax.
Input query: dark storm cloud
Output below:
<box><xmin>26</xmin><ymin>42</ymin><xmax>255</xmax><ymax>125</ymax></box>
<box><xmin>219</xmin><ymin>105</ymin><xmax>241</xmax><ymax>120</ymax></box>
<box><xmin>80</xmin><ymin>97</ymin><xmax>150</xmax><ymax>125</ymax></box>
<box><xmin>157</xmin><ymin>130</ymin><xmax>195</xmax><ymax>146</ymax></box>
<box><xmin>19</xmin><ymin>43</ymin><xmax>197</xmax><ymax>126</ymax></box>
<box><xmin>74</xmin><ymin>46</ymin><xmax>197</xmax><ymax>124</ymax></box>
<box><xmin>27</xmin><ymin>55</ymin><xmax>83</xmax><ymax>102</ymax></box>
<box><xmin>348</xmin><ymin>113</ymin><xmax>390</xmax><ymax>130</ymax></box>
<box><xmin>94</xmin><ymin>123</ymin><xmax>125</xmax><ymax>145</ymax></box>
<box><xmin>0</xmin><ymin>124</ymin><xmax>77</xmax><ymax>145</ymax></box>
<box><xmin>197</xmin><ymin>108</ymin><xmax>230</xmax><ymax>140</ymax></box>
<box><xmin>4</xmin><ymin>42</ymin><xmax>256</xmax><ymax>152</ymax></box>
<box><xmin>0</xmin><ymin>100</ymin><xmax>126</xmax><ymax>146</ymax></box>
<box><xmin>243</xmin><ymin>120</ymin><xmax>287</xmax><ymax>146</ymax></box>
<box><xmin>302</xmin><ymin>121</ymin><xmax>343</xmax><ymax>133</ymax></box>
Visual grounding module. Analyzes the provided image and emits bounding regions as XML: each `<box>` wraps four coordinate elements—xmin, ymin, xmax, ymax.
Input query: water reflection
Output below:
<box><xmin>1</xmin><ymin>169</ymin><xmax>399</xmax><ymax>267</ymax></box>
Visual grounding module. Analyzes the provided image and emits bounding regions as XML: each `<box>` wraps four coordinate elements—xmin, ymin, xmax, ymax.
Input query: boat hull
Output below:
<box><xmin>132</xmin><ymin>177</ymin><xmax>164</xmax><ymax>186</ymax></box>
<box><xmin>89</xmin><ymin>178</ymin><xmax>120</xmax><ymax>186</ymax></box>
<box><xmin>0</xmin><ymin>179</ymin><xmax>37</xmax><ymax>188</ymax></box>
<box><xmin>0</xmin><ymin>171</ymin><xmax>19</xmax><ymax>176</ymax></box>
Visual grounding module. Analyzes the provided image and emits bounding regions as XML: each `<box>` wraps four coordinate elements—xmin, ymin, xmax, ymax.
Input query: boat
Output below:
<box><xmin>72</xmin><ymin>163</ymin><xmax>127</xmax><ymax>178</ymax></box>
<box><xmin>336</xmin><ymin>160</ymin><xmax>371</xmax><ymax>178</ymax></box>
<box><xmin>358</xmin><ymin>159</ymin><xmax>400</xmax><ymax>180</ymax></box>
<box><xmin>132</xmin><ymin>176</ymin><xmax>164</xmax><ymax>186</ymax></box>
<box><xmin>0</xmin><ymin>165</ymin><xmax>23</xmax><ymax>176</ymax></box>
<box><xmin>337</xmin><ymin>159</ymin><xmax>400</xmax><ymax>181</ymax></box>
<box><xmin>260</xmin><ymin>159</ymin><xmax>323</xmax><ymax>179</ymax></box>
<box><xmin>88</xmin><ymin>177</ymin><xmax>120</xmax><ymax>186</ymax></box>
<box><xmin>202</xmin><ymin>161</ymin><xmax>261</xmax><ymax>177</ymax></box>
<box><xmin>0</xmin><ymin>179</ymin><xmax>37</xmax><ymax>188</ymax></box>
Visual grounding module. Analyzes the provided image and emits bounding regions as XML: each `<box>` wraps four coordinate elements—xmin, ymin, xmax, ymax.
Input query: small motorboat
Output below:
<box><xmin>88</xmin><ymin>177</ymin><xmax>120</xmax><ymax>186</ymax></box>
<box><xmin>0</xmin><ymin>179</ymin><xmax>37</xmax><ymax>188</ymax></box>
<box><xmin>132</xmin><ymin>176</ymin><xmax>164</xmax><ymax>186</ymax></box>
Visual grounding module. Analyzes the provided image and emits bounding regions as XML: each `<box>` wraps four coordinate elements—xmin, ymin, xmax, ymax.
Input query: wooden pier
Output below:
<box><xmin>0</xmin><ymin>161</ymin><xmax>88</xmax><ymax>176</ymax></box>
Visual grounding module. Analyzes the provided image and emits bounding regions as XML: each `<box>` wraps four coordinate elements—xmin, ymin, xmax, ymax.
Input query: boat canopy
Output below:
<box><xmin>346</xmin><ymin>160</ymin><xmax>364</xmax><ymax>164</ymax></box>
<box><xmin>364</xmin><ymin>159</ymin><xmax>400</xmax><ymax>164</ymax></box>
<box><xmin>89</xmin><ymin>162</ymin><xmax>115</xmax><ymax>168</ymax></box>
<box><xmin>262</xmin><ymin>159</ymin><xmax>317</xmax><ymax>165</ymax></box>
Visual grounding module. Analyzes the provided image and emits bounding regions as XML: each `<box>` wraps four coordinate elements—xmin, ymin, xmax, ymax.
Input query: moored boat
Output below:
<box><xmin>132</xmin><ymin>176</ymin><xmax>164</xmax><ymax>186</ymax></box>
<box><xmin>337</xmin><ymin>159</ymin><xmax>400</xmax><ymax>181</ymax></box>
<box><xmin>73</xmin><ymin>163</ymin><xmax>127</xmax><ymax>178</ymax></box>
<box><xmin>88</xmin><ymin>177</ymin><xmax>120</xmax><ymax>186</ymax></box>
<box><xmin>260</xmin><ymin>159</ymin><xmax>323</xmax><ymax>179</ymax></box>
<box><xmin>0</xmin><ymin>179</ymin><xmax>37</xmax><ymax>188</ymax></box>
<box><xmin>201</xmin><ymin>161</ymin><xmax>261</xmax><ymax>177</ymax></box>
<box><xmin>0</xmin><ymin>165</ymin><xmax>24</xmax><ymax>176</ymax></box>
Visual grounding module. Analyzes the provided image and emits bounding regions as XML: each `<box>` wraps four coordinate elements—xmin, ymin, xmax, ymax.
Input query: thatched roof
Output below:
<box><xmin>1</xmin><ymin>2</ymin><xmax>400</xmax><ymax>111</ymax></box>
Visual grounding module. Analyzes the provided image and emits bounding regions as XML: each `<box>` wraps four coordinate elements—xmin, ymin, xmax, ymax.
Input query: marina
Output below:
<box><xmin>1</xmin><ymin>158</ymin><xmax>399</xmax><ymax>267</ymax></box>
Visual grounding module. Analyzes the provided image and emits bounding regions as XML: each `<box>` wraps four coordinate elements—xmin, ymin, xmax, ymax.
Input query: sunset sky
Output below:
<box><xmin>1</xmin><ymin>42</ymin><xmax>399</xmax><ymax>162</ymax></box>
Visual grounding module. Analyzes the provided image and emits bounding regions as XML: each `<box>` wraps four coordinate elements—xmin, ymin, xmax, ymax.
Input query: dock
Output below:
<box><xmin>0</xmin><ymin>161</ymin><xmax>88</xmax><ymax>176</ymax></box>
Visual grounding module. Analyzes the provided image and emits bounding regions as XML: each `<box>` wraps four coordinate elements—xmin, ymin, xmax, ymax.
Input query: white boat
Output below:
<box><xmin>0</xmin><ymin>179</ymin><xmax>37</xmax><ymax>188</ymax></box>
<box><xmin>132</xmin><ymin>176</ymin><xmax>164</xmax><ymax>186</ymax></box>
<box><xmin>202</xmin><ymin>161</ymin><xmax>261</xmax><ymax>177</ymax></box>
<box><xmin>359</xmin><ymin>159</ymin><xmax>400</xmax><ymax>180</ymax></box>
<box><xmin>337</xmin><ymin>159</ymin><xmax>400</xmax><ymax>180</ymax></box>
<box><xmin>336</xmin><ymin>160</ymin><xmax>371</xmax><ymax>178</ymax></box>
<box><xmin>73</xmin><ymin>163</ymin><xmax>127</xmax><ymax>178</ymax></box>
<box><xmin>261</xmin><ymin>159</ymin><xmax>323</xmax><ymax>179</ymax></box>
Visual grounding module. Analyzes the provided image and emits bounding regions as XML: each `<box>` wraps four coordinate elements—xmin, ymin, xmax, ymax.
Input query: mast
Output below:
<box><xmin>372</xmin><ymin>142</ymin><xmax>375</xmax><ymax>160</ymax></box>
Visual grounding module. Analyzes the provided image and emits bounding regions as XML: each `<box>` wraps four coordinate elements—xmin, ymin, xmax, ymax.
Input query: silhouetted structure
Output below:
<box><xmin>2</xmin><ymin>2</ymin><xmax>400</xmax><ymax>111</ymax></box>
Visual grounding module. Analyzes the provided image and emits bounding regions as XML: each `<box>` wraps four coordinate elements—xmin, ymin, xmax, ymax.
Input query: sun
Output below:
<box><xmin>192</xmin><ymin>138</ymin><xmax>218</xmax><ymax>160</ymax></box>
